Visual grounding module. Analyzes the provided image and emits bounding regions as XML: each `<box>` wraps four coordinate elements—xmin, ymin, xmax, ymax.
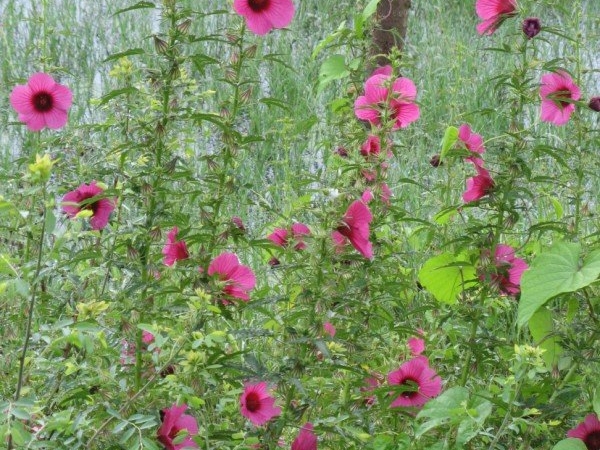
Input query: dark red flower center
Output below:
<box><xmin>169</xmin><ymin>426</ymin><xmax>183</xmax><ymax>439</ymax></box>
<box><xmin>81</xmin><ymin>195</ymin><xmax>100</xmax><ymax>215</ymax></box>
<box><xmin>336</xmin><ymin>223</ymin><xmax>352</xmax><ymax>238</ymax></box>
<box><xmin>551</xmin><ymin>88</ymin><xmax>573</xmax><ymax>108</ymax></box>
<box><xmin>245</xmin><ymin>392</ymin><xmax>261</xmax><ymax>412</ymax></box>
<box><xmin>584</xmin><ymin>431</ymin><xmax>600</xmax><ymax>450</ymax></box>
<box><xmin>32</xmin><ymin>91</ymin><xmax>54</xmax><ymax>113</ymax></box>
<box><xmin>399</xmin><ymin>377</ymin><xmax>420</xmax><ymax>399</ymax></box>
<box><xmin>248</xmin><ymin>0</ymin><xmax>270</xmax><ymax>12</ymax></box>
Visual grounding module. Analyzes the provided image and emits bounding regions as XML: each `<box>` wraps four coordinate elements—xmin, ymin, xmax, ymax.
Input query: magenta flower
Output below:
<box><xmin>361</xmin><ymin>135</ymin><xmax>382</xmax><ymax>158</ymax></box>
<box><xmin>323</xmin><ymin>322</ymin><xmax>336</xmax><ymax>337</ymax></box>
<box><xmin>568</xmin><ymin>414</ymin><xmax>600</xmax><ymax>450</ymax></box>
<box><xmin>291</xmin><ymin>423</ymin><xmax>318</xmax><ymax>450</ymax></box>
<box><xmin>142</xmin><ymin>331</ymin><xmax>155</xmax><ymax>345</ymax></box>
<box><xmin>240</xmin><ymin>381</ymin><xmax>281</xmax><ymax>426</ymax></box>
<box><xmin>208</xmin><ymin>252</ymin><xmax>256</xmax><ymax>302</ymax></box>
<box><xmin>540</xmin><ymin>71</ymin><xmax>581</xmax><ymax>126</ymax></box>
<box><xmin>458</xmin><ymin>124</ymin><xmax>485</xmax><ymax>164</ymax></box>
<box><xmin>233</xmin><ymin>0</ymin><xmax>295</xmax><ymax>35</ymax></box>
<box><xmin>475</xmin><ymin>0</ymin><xmax>517</xmax><ymax>35</ymax></box>
<box><xmin>388</xmin><ymin>356</ymin><xmax>442</xmax><ymax>408</ymax></box>
<box><xmin>331</xmin><ymin>200</ymin><xmax>373</xmax><ymax>259</ymax></box>
<box><xmin>62</xmin><ymin>181</ymin><xmax>115</xmax><ymax>230</ymax></box>
<box><xmin>162</xmin><ymin>227</ymin><xmax>190</xmax><ymax>267</ymax></box>
<box><xmin>491</xmin><ymin>244</ymin><xmax>528</xmax><ymax>296</ymax></box>
<box><xmin>407</xmin><ymin>337</ymin><xmax>425</xmax><ymax>356</ymax></box>
<box><xmin>267</xmin><ymin>223</ymin><xmax>310</xmax><ymax>250</ymax></box>
<box><xmin>157</xmin><ymin>403</ymin><xmax>199</xmax><ymax>450</ymax></box>
<box><xmin>9</xmin><ymin>73</ymin><xmax>73</xmax><ymax>131</ymax></box>
<box><xmin>463</xmin><ymin>162</ymin><xmax>495</xmax><ymax>203</ymax></box>
<box><xmin>354</xmin><ymin>73</ymin><xmax>420</xmax><ymax>130</ymax></box>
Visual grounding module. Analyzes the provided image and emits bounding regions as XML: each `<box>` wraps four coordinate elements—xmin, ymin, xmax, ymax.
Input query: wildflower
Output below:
<box><xmin>267</xmin><ymin>223</ymin><xmax>311</xmax><ymax>250</ymax></box>
<box><xmin>490</xmin><ymin>244</ymin><xmax>528</xmax><ymax>296</ymax></box>
<box><xmin>522</xmin><ymin>17</ymin><xmax>541</xmax><ymax>39</ymax></box>
<box><xmin>240</xmin><ymin>381</ymin><xmax>281</xmax><ymax>426</ymax></box>
<box><xmin>331</xmin><ymin>200</ymin><xmax>373</xmax><ymax>259</ymax></box>
<box><xmin>429</xmin><ymin>154</ymin><xmax>442</xmax><ymax>167</ymax></box>
<box><xmin>588</xmin><ymin>97</ymin><xmax>600</xmax><ymax>112</ymax></box>
<box><xmin>207</xmin><ymin>252</ymin><xmax>256</xmax><ymax>302</ymax></box>
<box><xmin>233</xmin><ymin>0</ymin><xmax>295</xmax><ymax>36</ymax></box>
<box><xmin>354</xmin><ymin>73</ymin><xmax>420</xmax><ymax>130</ymax></box>
<box><xmin>9</xmin><ymin>72</ymin><xmax>73</xmax><ymax>131</ymax></box>
<box><xmin>291</xmin><ymin>423</ymin><xmax>318</xmax><ymax>450</ymax></box>
<box><xmin>475</xmin><ymin>0</ymin><xmax>517</xmax><ymax>36</ymax></box>
<box><xmin>388</xmin><ymin>356</ymin><xmax>442</xmax><ymax>408</ymax></box>
<box><xmin>540</xmin><ymin>71</ymin><xmax>581</xmax><ymax>126</ymax></box>
<box><xmin>567</xmin><ymin>414</ymin><xmax>600</xmax><ymax>450</ymax></box>
<box><xmin>162</xmin><ymin>227</ymin><xmax>190</xmax><ymax>266</ymax></box>
<box><xmin>458</xmin><ymin>123</ymin><xmax>485</xmax><ymax>163</ymax></box>
<box><xmin>142</xmin><ymin>331</ymin><xmax>155</xmax><ymax>345</ymax></box>
<box><xmin>463</xmin><ymin>162</ymin><xmax>494</xmax><ymax>203</ymax></box>
<box><xmin>371</xmin><ymin>65</ymin><xmax>393</xmax><ymax>77</ymax></box>
<box><xmin>361</xmin><ymin>135</ymin><xmax>382</xmax><ymax>158</ymax></box>
<box><xmin>408</xmin><ymin>337</ymin><xmax>425</xmax><ymax>356</ymax></box>
<box><xmin>62</xmin><ymin>181</ymin><xmax>115</xmax><ymax>230</ymax></box>
<box><xmin>323</xmin><ymin>322</ymin><xmax>336</xmax><ymax>337</ymax></box>
<box><xmin>157</xmin><ymin>403</ymin><xmax>199</xmax><ymax>450</ymax></box>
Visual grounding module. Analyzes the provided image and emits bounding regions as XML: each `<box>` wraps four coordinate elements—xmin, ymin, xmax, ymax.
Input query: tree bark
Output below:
<box><xmin>370</xmin><ymin>0</ymin><xmax>411</xmax><ymax>67</ymax></box>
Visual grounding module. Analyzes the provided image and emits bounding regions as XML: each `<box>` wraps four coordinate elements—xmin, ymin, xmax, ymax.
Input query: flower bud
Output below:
<box><xmin>28</xmin><ymin>153</ymin><xmax>54</xmax><ymax>183</ymax></box>
<box><xmin>522</xmin><ymin>18</ymin><xmax>541</xmax><ymax>39</ymax></box>
<box><xmin>589</xmin><ymin>96</ymin><xmax>600</xmax><ymax>112</ymax></box>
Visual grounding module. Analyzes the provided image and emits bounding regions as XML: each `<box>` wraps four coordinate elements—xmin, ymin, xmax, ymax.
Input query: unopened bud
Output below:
<box><xmin>154</xmin><ymin>36</ymin><xmax>169</xmax><ymax>54</ymax></box>
<box><xmin>522</xmin><ymin>18</ymin><xmax>541</xmax><ymax>39</ymax></box>
<box><xmin>177</xmin><ymin>19</ymin><xmax>192</xmax><ymax>35</ymax></box>
<box><xmin>588</xmin><ymin>96</ymin><xmax>600</xmax><ymax>112</ymax></box>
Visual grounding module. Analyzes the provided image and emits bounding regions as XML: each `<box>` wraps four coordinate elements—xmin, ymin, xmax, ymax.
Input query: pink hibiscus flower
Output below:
<box><xmin>458</xmin><ymin>123</ymin><xmax>485</xmax><ymax>164</ymax></box>
<box><xmin>475</xmin><ymin>0</ymin><xmax>518</xmax><ymax>35</ymax></box>
<box><xmin>62</xmin><ymin>181</ymin><xmax>115</xmax><ymax>230</ymax></box>
<box><xmin>354</xmin><ymin>73</ymin><xmax>420</xmax><ymax>130</ymax></box>
<box><xmin>490</xmin><ymin>244</ymin><xmax>528</xmax><ymax>296</ymax></box>
<box><xmin>162</xmin><ymin>227</ymin><xmax>190</xmax><ymax>266</ymax></box>
<box><xmin>388</xmin><ymin>356</ymin><xmax>442</xmax><ymax>408</ymax></box>
<box><xmin>407</xmin><ymin>337</ymin><xmax>425</xmax><ymax>356</ymax></box>
<box><xmin>208</xmin><ymin>252</ymin><xmax>256</xmax><ymax>302</ymax></box>
<box><xmin>323</xmin><ymin>322</ymin><xmax>336</xmax><ymax>337</ymax></box>
<box><xmin>463</xmin><ymin>161</ymin><xmax>495</xmax><ymax>203</ymax></box>
<box><xmin>240</xmin><ymin>381</ymin><xmax>281</xmax><ymax>426</ymax></box>
<box><xmin>9</xmin><ymin>72</ymin><xmax>73</xmax><ymax>131</ymax></box>
<box><xmin>157</xmin><ymin>403</ymin><xmax>199</xmax><ymax>450</ymax></box>
<box><xmin>540</xmin><ymin>71</ymin><xmax>581</xmax><ymax>126</ymax></box>
<box><xmin>267</xmin><ymin>223</ymin><xmax>311</xmax><ymax>250</ymax></box>
<box><xmin>233</xmin><ymin>0</ymin><xmax>295</xmax><ymax>35</ymax></box>
<box><xmin>331</xmin><ymin>200</ymin><xmax>373</xmax><ymax>259</ymax></box>
<box><xmin>568</xmin><ymin>414</ymin><xmax>600</xmax><ymax>450</ymax></box>
<box><xmin>291</xmin><ymin>422</ymin><xmax>318</xmax><ymax>450</ymax></box>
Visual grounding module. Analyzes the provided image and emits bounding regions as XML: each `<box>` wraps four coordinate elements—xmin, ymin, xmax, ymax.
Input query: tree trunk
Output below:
<box><xmin>370</xmin><ymin>0</ymin><xmax>411</xmax><ymax>67</ymax></box>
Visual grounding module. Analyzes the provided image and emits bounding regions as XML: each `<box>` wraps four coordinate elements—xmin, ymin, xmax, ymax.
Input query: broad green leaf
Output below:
<box><xmin>528</xmin><ymin>307</ymin><xmax>563</xmax><ymax>368</ymax></box>
<box><xmin>416</xmin><ymin>387</ymin><xmax>469</xmax><ymax>435</ymax></box>
<box><xmin>518</xmin><ymin>242</ymin><xmax>600</xmax><ymax>327</ymax></box>
<box><xmin>318</xmin><ymin>55</ymin><xmax>349</xmax><ymax>92</ymax></box>
<box><xmin>418</xmin><ymin>253</ymin><xmax>477</xmax><ymax>304</ymax></box>
<box><xmin>552</xmin><ymin>439</ymin><xmax>587</xmax><ymax>450</ymax></box>
<box><xmin>440</xmin><ymin>126</ymin><xmax>459</xmax><ymax>159</ymax></box>
<box><xmin>362</xmin><ymin>0</ymin><xmax>381</xmax><ymax>20</ymax></box>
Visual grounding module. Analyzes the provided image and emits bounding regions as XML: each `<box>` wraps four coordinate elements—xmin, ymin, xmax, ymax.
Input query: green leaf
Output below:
<box><xmin>317</xmin><ymin>55</ymin><xmax>349</xmax><ymax>93</ymax></box>
<box><xmin>97</xmin><ymin>87</ymin><xmax>139</xmax><ymax>106</ymax></box>
<box><xmin>593</xmin><ymin>387</ymin><xmax>600</xmax><ymax>418</ymax></box>
<box><xmin>416</xmin><ymin>387</ymin><xmax>469</xmax><ymax>435</ymax></box>
<box><xmin>103</xmin><ymin>48</ymin><xmax>145</xmax><ymax>63</ymax></box>
<box><xmin>518</xmin><ymin>242</ymin><xmax>600</xmax><ymax>327</ymax></box>
<box><xmin>113</xmin><ymin>1</ymin><xmax>155</xmax><ymax>16</ymax></box>
<box><xmin>362</xmin><ymin>0</ymin><xmax>381</xmax><ymax>20</ymax></box>
<box><xmin>528</xmin><ymin>307</ymin><xmax>563</xmax><ymax>368</ymax></box>
<box><xmin>551</xmin><ymin>438</ymin><xmax>587</xmax><ymax>450</ymax></box>
<box><xmin>418</xmin><ymin>253</ymin><xmax>477</xmax><ymax>304</ymax></box>
<box><xmin>440</xmin><ymin>126</ymin><xmax>459</xmax><ymax>159</ymax></box>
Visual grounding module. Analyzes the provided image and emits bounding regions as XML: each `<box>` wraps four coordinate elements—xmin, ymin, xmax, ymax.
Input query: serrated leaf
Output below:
<box><xmin>418</xmin><ymin>253</ymin><xmax>477</xmax><ymax>304</ymax></box>
<box><xmin>518</xmin><ymin>242</ymin><xmax>600</xmax><ymax>327</ymax></box>
<box><xmin>552</xmin><ymin>439</ymin><xmax>587</xmax><ymax>450</ymax></box>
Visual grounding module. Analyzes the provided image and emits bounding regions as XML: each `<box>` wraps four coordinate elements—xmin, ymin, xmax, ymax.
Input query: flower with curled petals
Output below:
<box><xmin>208</xmin><ymin>252</ymin><xmax>256</xmax><ymax>302</ymax></box>
<box><xmin>331</xmin><ymin>200</ymin><xmax>373</xmax><ymax>259</ymax></box>
<box><xmin>475</xmin><ymin>0</ymin><xmax>517</xmax><ymax>36</ymax></box>
<box><xmin>10</xmin><ymin>73</ymin><xmax>73</xmax><ymax>131</ymax></box>
<box><xmin>162</xmin><ymin>227</ymin><xmax>190</xmax><ymax>267</ymax></box>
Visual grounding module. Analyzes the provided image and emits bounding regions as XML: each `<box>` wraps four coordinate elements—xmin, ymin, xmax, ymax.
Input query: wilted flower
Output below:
<box><xmin>522</xmin><ymin>17</ymin><xmax>541</xmax><ymax>39</ymax></box>
<box><xmin>475</xmin><ymin>0</ymin><xmax>517</xmax><ymax>35</ymax></box>
<box><xmin>331</xmin><ymin>200</ymin><xmax>373</xmax><ymax>259</ymax></box>
<box><xmin>463</xmin><ymin>161</ymin><xmax>495</xmax><ymax>203</ymax></box>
